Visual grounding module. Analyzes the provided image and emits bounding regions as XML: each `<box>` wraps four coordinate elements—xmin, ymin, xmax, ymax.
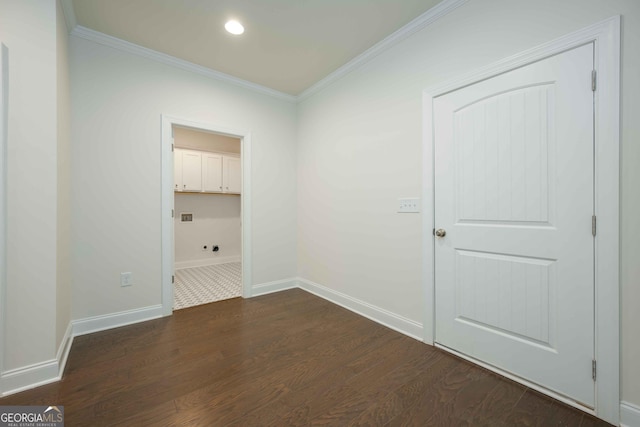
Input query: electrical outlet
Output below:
<box><xmin>398</xmin><ymin>197</ymin><xmax>420</xmax><ymax>213</ymax></box>
<box><xmin>120</xmin><ymin>272</ymin><xmax>133</xmax><ymax>287</ymax></box>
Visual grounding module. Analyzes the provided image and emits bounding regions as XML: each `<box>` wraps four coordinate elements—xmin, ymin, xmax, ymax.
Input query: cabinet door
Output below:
<box><xmin>181</xmin><ymin>150</ymin><xmax>202</xmax><ymax>192</ymax></box>
<box><xmin>223</xmin><ymin>155</ymin><xmax>241</xmax><ymax>194</ymax></box>
<box><xmin>202</xmin><ymin>152</ymin><xmax>223</xmax><ymax>192</ymax></box>
<box><xmin>173</xmin><ymin>148</ymin><xmax>183</xmax><ymax>191</ymax></box>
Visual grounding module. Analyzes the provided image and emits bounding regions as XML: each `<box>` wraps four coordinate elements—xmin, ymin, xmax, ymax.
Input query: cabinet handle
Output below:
<box><xmin>183</xmin><ymin>184</ymin><xmax>186</xmax><ymax>189</ymax></box>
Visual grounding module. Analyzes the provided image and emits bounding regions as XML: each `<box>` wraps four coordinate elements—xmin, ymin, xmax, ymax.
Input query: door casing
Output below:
<box><xmin>421</xmin><ymin>17</ymin><xmax>620</xmax><ymax>425</ymax></box>
<box><xmin>161</xmin><ymin>115</ymin><xmax>252</xmax><ymax>316</ymax></box>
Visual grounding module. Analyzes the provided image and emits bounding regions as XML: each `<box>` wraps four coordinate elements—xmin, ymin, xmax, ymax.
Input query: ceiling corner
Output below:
<box><xmin>60</xmin><ymin>0</ymin><xmax>77</xmax><ymax>33</ymax></box>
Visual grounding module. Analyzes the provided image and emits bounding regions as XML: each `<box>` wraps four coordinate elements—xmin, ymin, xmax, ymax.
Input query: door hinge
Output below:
<box><xmin>172</xmin><ymin>275</ymin><xmax>175</xmax><ymax>284</ymax></box>
<box><xmin>592</xmin><ymin>215</ymin><xmax>596</xmax><ymax>236</ymax></box>
<box><xmin>171</xmin><ymin>143</ymin><xmax>174</xmax><ymax>152</ymax></box>
<box><xmin>592</xmin><ymin>359</ymin><xmax>597</xmax><ymax>381</ymax></box>
<box><xmin>591</xmin><ymin>70</ymin><xmax>597</xmax><ymax>92</ymax></box>
<box><xmin>172</xmin><ymin>209</ymin><xmax>174</xmax><ymax>218</ymax></box>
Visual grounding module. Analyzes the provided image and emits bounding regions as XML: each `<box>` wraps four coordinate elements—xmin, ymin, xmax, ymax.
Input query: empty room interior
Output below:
<box><xmin>0</xmin><ymin>0</ymin><xmax>638</xmax><ymax>426</ymax></box>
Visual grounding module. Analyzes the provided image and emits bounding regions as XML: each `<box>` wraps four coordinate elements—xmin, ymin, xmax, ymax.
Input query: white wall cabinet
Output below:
<box><xmin>174</xmin><ymin>148</ymin><xmax>202</xmax><ymax>192</ymax></box>
<box><xmin>174</xmin><ymin>148</ymin><xmax>240</xmax><ymax>194</ymax></box>
<box><xmin>223</xmin><ymin>155</ymin><xmax>241</xmax><ymax>194</ymax></box>
<box><xmin>202</xmin><ymin>152</ymin><xmax>223</xmax><ymax>192</ymax></box>
<box><xmin>174</xmin><ymin>149</ymin><xmax>182</xmax><ymax>191</ymax></box>
<box><xmin>182</xmin><ymin>150</ymin><xmax>203</xmax><ymax>191</ymax></box>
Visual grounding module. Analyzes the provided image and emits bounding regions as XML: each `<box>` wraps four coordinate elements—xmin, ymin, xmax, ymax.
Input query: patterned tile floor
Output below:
<box><xmin>174</xmin><ymin>262</ymin><xmax>242</xmax><ymax>310</ymax></box>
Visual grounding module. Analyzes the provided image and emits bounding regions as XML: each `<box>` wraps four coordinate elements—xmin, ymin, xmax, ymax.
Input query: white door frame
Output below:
<box><xmin>421</xmin><ymin>17</ymin><xmax>620</xmax><ymax>424</ymax></box>
<box><xmin>0</xmin><ymin>44</ymin><xmax>8</xmax><ymax>392</ymax></box>
<box><xmin>161</xmin><ymin>115</ymin><xmax>252</xmax><ymax>316</ymax></box>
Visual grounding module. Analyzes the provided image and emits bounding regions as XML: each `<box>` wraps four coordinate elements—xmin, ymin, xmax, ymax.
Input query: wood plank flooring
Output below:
<box><xmin>0</xmin><ymin>289</ymin><xmax>611</xmax><ymax>426</ymax></box>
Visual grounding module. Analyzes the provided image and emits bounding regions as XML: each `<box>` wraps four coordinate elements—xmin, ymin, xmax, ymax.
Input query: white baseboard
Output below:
<box><xmin>72</xmin><ymin>304</ymin><xmax>163</xmax><ymax>336</ymax></box>
<box><xmin>1</xmin><ymin>359</ymin><xmax>60</xmax><ymax>397</ymax></box>
<box><xmin>2</xmin><ymin>305</ymin><xmax>161</xmax><ymax>396</ymax></box>
<box><xmin>56</xmin><ymin>322</ymin><xmax>73</xmax><ymax>378</ymax></box>
<box><xmin>1</xmin><ymin>322</ymin><xmax>73</xmax><ymax>397</ymax></box>
<box><xmin>622</xmin><ymin>401</ymin><xmax>640</xmax><ymax>427</ymax></box>
<box><xmin>251</xmin><ymin>277</ymin><xmax>298</xmax><ymax>297</ymax></box>
<box><xmin>297</xmin><ymin>277</ymin><xmax>423</xmax><ymax>340</ymax></box>
<box><xmin>175</xmin><ymin>256</ymin><xmax>241</xmax><ymax>270</ymax></box>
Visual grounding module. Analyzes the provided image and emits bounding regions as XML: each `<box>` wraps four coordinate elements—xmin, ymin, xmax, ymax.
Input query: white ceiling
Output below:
<box><xmin>70</xmin><ymin>0</ymin><xmax>444</xmax><ymax>96</ymax></box>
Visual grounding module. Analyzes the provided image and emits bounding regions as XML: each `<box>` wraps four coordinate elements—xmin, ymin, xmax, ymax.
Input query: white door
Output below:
<box><xmin>434</xmin><ymin>43</ymin><xmax>595</xmax><ymax>407</ymax></box>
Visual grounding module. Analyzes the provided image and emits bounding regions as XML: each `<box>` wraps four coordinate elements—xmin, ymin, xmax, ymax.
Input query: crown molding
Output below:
<box><xmin>64</xmin><ymin>0</ymin><xmax>469</xmax><ymax>103</ymax></box>
<box><xmin>70</xmin><ymin>25</ymin><xmax>297</xmax><ymax>103</ymax></box>
<box><xmin>297</xmin><ymin>0</ymin><xmax>469</xmax><ymax>102</ymax></box>
<box><xmin>59</xmin><ymin>0</ymin><xmax>77</xmax><ymax>33</ymax></box>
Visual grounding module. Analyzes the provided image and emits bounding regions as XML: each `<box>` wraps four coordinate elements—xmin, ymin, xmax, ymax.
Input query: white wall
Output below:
<box><xmin>56</xmin><ymin>0</ymin><xmax>72</xmax><ymax>356</ymax></box>
<box><xmin>297</xmin><ymin>0</ymin><xmax>640</xmax><ymax>408</ymax></box>
<box><xmin>0</xmin><ymin>0</ymin><xmax>58</xmax><ymax>371</ymax></box>
<box><xmin>70</xmin><ymin>36</ymin><xmax>297</xmax><ymax>319</ymax></box>
<box><xmin>174</xmin><ymin>194</ymin><xmax>241</xmax><ymax>266</ymax></box>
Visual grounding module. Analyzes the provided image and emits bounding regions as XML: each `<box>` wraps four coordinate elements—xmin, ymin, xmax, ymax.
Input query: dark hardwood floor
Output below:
<box><xmin>0</xmin><ymin>289</ymin><xmax>611</xmax><ymax>426</ymax></box>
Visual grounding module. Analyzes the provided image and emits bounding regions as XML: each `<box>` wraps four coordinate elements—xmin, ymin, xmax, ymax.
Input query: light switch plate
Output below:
<box><xmin>398</xmin><ymin>198</ymin><xmax>420</xmax><ymax>213</ymax></box>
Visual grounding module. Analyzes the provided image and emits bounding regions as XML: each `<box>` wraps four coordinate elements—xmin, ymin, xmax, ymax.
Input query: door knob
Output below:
<box><xmin>435</xmin><ymin>228</ymin><xmax>446</xmax><ymax>238</ymax></box>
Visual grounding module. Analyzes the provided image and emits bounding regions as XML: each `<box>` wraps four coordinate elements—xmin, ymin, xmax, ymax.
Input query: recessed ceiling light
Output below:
<box><xmin>225</xmin><ymin>20</ymin><xmax>244</xmax><ymax>35</ymax></box>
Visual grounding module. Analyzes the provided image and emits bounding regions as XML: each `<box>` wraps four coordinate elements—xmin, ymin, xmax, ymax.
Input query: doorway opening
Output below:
<box><xmin>161</xmin><ymin>115</ymin><xmax>252</xmax><ymax>316</ymax></box>
<box><xmin>172</xmin><ymin>126</ymin><xmax>242</xmax><ymax>310</ymax></box>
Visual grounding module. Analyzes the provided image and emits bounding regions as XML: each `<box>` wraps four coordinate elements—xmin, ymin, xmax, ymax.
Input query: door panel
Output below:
<box><xmin>456</xmin><ymin>84</ymin><xmax>552</xmax><ymax>223</ymax></box>
<box><xmin>454</xmin><ymin>249</ymin><xmax>554</xmax><ymax>345</ymax></box>
<box><xmin>434</xmin><ymin>43</ymin><xmax>594</xmax><ymax>406</ymax></box>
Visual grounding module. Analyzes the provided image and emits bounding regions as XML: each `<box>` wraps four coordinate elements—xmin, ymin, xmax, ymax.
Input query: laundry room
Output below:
<box><xmin>173</xmin><ymin>125</ymin><xmax>242</xmax><ymax>309</ymax></box>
